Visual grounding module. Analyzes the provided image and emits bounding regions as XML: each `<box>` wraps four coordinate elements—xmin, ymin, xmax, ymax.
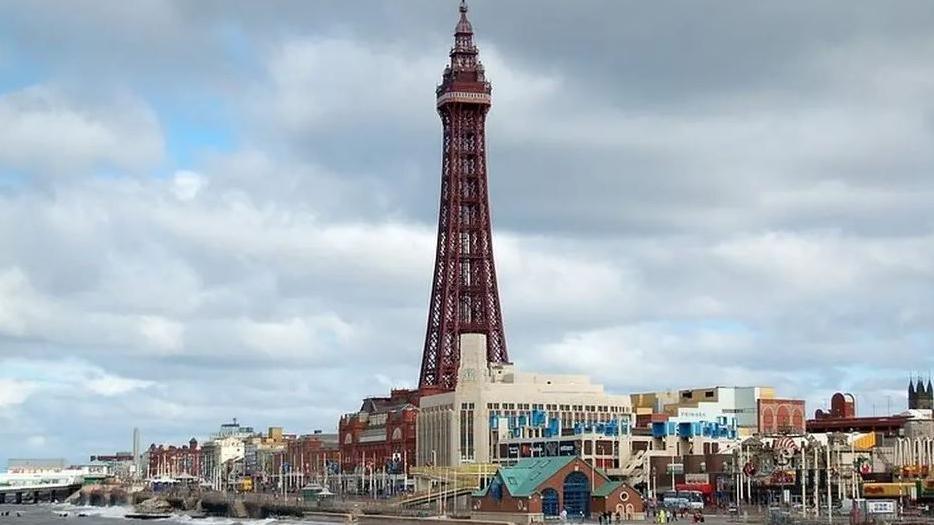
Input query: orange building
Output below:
<box><xmin>757</xmin><ymin>398</ymin><xmax>806</xmax><ymax>435</ymax></box>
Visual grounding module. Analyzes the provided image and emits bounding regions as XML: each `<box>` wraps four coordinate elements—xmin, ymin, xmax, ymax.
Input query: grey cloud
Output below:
<box><xmin>1</xmin><ymin>0</ymin><xmax>933</xmax><ymax>463</ymax></box>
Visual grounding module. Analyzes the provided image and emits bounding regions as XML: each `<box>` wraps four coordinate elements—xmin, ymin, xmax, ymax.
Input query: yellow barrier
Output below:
<box><xmin>409</xmin><ymin>464</ymin><xmax>499</xmax><ymax>489</ymax></box>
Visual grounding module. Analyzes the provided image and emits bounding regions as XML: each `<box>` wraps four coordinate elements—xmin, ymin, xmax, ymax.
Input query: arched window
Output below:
<box><xmin>542</xmin><ymin>488</ymin><xmax>559</xmax><ymax>516</ymax></box>
<box><xmin>489</xmin><ymin>476</ymin><xmax>504</xmax><ymax>501</ymax></box>
<box><xmin>761</xmin><ymin>407</ymin><xmax>775</xmax><ymax>431</ymax></box>
<box><xmin>563</xmin><ymin>471</ymin><xmax>590</xmax><ymax>517</ymax></box>
<box><xmin>777</xmin><ymin>406</ymin><xmax>791</xmax><ymax>431</ymax></box>
<box><xmin>791</xmin><ymin>408</ymin><xmax>804</xmax><ymax>430</ymax></box>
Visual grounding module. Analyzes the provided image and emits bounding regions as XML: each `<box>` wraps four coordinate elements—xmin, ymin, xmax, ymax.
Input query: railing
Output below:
<box><xmin>409</xmin><ymin>463</ymin><xmax>497</xmax><ymax>487</ymax></box>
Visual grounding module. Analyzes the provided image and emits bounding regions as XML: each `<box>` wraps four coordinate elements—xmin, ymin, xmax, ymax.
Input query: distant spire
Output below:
<box><xmin>443</xmin><ymin>0</ymin><xmax>482</xmax><ymax>78</ymax></box>
<box><xmin>455</xmin><ymin>0</ymin><xmax>473</xmax><ymax>36</ymax></box>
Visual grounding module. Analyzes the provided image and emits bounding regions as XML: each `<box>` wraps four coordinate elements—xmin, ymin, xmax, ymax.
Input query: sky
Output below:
<box><xmin>1</xmin><ymin>0</ymin><xmax>933</xmax><ymax>466</ymax></box>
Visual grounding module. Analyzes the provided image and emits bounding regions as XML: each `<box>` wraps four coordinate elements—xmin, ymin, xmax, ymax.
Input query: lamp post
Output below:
<box><xmin>801</xmin><ymin>444</ymin><xmax>807</xmax><ymax>516</ymax></box>
<box><xmin>430</xmin><ymin>450</ymin><xmax>437</xmax><ymax>516</ymax></box>
<box><xmin>670</xmin><ymin>456</ymin><xmax>676</xmax><ymax>492</ymax></box>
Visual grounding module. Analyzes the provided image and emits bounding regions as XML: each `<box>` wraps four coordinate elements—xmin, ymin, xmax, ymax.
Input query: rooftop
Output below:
<box><xmin>473</xmin><ymin>456</ymin><xmax>610</xmax><ymax>498</ymax></box>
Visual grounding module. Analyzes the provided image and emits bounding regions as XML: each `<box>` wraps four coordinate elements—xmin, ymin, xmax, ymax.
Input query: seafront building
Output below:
<box><xmin>630</xmin><ymin>386</ymin><xmax>778</xmax><ymax>437</ymax></box>
<box><xmin>417</xmin><ymin>334</ymin><xmax>633</xmax><ymax>467</ymax></box>
<box><xmin>143</xmin><ymin>421</ymin><xmax>338</xmax><ymax>492</ymax></box>
<box><xmin>339</xmin><ymin>389</ymin><xmax>419</xmax><ymax>475</ymax></box>
<box><xmin>47</xmin><ymin>1</ymin><xmax>933</xmax><ymax>520</ymax></box>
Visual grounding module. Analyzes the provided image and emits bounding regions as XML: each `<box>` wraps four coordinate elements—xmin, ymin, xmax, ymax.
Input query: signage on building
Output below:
<box><xmin>922</xmin><ymin>479</ymin><xmax>934</xmax><ymax>497</ymax></box>
<box><xmin>666</xmin><ymin>463</ymin><xmax>684</xmax><ymax>474</ymax></box>
<box><xmin>559</xmin><ymin>442</ymin><xmax>576</xmax><ymax>456</ymax></box>
<box><xmin>766</xmin><ymin>470</ymin><xmax>796</xmax><ymax>486</ymax></box>
<box><xmin>866</xmin><ymin>501</ymin><xmax>896</xmax><ymax>514</ymax></box>
<box><xmin>685</xmin><ymin>474</ymin><xmax>708</xmax><ymax>484</ymax></box>
<box><xmin>863</xmin><ymin>483</ymin><xmax>917</xmax><ymax>499</ymax></box>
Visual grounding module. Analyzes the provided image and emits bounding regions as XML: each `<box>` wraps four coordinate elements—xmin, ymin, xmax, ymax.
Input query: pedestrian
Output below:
<box><xmin>560</xmin><ymin>508</ymin><xmax>568</xmax><ymax>523</ymax></box>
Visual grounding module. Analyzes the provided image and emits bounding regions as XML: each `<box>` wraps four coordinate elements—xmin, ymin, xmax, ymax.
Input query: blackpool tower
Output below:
<box><xmin>418</xmin><ymin>0</ymin><xmax>509</xmax><ymax>394</ymax></box>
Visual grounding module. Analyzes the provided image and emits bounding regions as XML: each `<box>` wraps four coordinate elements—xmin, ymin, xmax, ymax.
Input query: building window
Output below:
<box><xmin>705</xmin><ymin>391</ymin><xmax>714</xmax><ymax>398</ymax></box>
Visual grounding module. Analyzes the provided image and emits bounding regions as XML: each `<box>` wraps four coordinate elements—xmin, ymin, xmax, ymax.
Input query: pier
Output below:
<box><xmin>0</xmin><ymin>481</ymin><xmax>83</xmax><ymax>504</ymax></box>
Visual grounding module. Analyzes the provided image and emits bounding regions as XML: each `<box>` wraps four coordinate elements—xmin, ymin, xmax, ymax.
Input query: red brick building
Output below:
<box><xmin>339</xmin><ymin>389</ymin><xmax>419</xmax><ymax>474</ymax></box>
<box><xmin>757</xmin><ymin>398</ymin><xmax>806</xmax><ymax>435</ymax></box>
<box><xmin>472</xmin><ymin>456</ymin><xmax>644</xmax><ymax>521</ymax></box>
<box><xmin>275</xmin><ymin>432</ymin><xmax>340</xmax><ymax>478</ymax></box>
<box><xmin>814</xmin><ymin>392</ymin><xmax>856</xmax><ymax>419</ymax></box>
<box><xmin>807</xmin><ymin>392</ymin><xmax>908</xmax><ymax>435</ymax></box>
<box><xmin>147</xmin><ymin>438</ymin><xmax>203</xmax><ymax>478</ymax></box>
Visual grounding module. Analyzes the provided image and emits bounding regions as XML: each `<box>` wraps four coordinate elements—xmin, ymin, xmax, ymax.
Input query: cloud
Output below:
<box><xmin>26</xmin><ymin>435</ymin><xmax>47</xmax><ymax>448</ymax></box>
<box><xmin>239</xmin><ymin>315</ymin><xmax>353</xmax><ymax>358</ymax></box>
<box><xmin>0</xmin><ymin>380</ymin><xmax>39</xmax><ymax>408</ymax></box>
<box><xmin>0</xmin><ymin>87</ymin><xmax>164</xmax><ymax>177</ymax></box>
<box><xmin>0</xmin><ymin>359</ymin><xmax>155</xmax><ymax>398</ymax></box>
<box><xmin>0</xmin><ymin>0</ymin><xmax>933</xmax><ymax>464</ymax></box>
<box><xmin>172</xmin><ymin>170</ymin><xmax>207</xmax><ymax>201</ymax></box>
<box><xmin>138</xmin><ymin>316</ymin><xmax>185</xmax><ymax>354</ymax></box>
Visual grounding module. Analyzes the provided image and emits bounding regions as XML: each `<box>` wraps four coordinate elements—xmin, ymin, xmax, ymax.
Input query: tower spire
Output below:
<box><xmin>419</xmin><ymin>1</ymin><xmax>506</xmax><ymax>394</ymax></box>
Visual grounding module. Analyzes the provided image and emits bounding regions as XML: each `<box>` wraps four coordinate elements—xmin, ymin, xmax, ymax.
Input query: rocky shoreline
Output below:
<box><xmin>64</xmin><ymin>486</ymin><xmax>511</xmax><ymax>525</ymax></box>
<box><xmin>64</xmin><ymin>486</ymin><xmax>347</xmax><ymax>520</ymax></box>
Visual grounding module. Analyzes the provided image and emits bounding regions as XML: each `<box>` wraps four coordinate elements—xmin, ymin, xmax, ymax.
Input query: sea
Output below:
<box><xmin>0</xmin><ymin>504</ymin><xmax>334</xmax><ymax>525</ymax></box>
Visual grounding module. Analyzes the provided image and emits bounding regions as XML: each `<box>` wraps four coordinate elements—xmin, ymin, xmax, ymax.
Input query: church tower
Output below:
<box><xmin>909</xmin><ymin>375</ymin><xmax>933</xmax><ymax>410</ymax></box>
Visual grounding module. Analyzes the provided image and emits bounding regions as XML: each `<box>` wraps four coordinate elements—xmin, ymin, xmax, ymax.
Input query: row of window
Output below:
<box><xmin>490</xmin><ymin>410</ymin><xmax>626</xmax><ymax>425</ymax></box>
<box><xmin>486</xmin><ymin>402</ymin><xmax>629</xmax><ymax>413</ymax></box>
<box><xmin>681</xmin><ymin>390</ymin><xmax>716</xmax><ymax>399</ymax></box>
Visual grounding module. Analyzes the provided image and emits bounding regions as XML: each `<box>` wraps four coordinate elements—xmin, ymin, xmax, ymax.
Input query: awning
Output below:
<box><xmin>676</xmin><ymin>483</ymin><xmax>714</xmax><ymax>494</ymax></box>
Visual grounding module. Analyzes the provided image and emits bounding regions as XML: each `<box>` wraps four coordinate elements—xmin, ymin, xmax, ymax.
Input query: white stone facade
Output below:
<box><xmin>416</xmin><ymin>334</ymin><xmax>633</xmax><ymax>466</ymax></box>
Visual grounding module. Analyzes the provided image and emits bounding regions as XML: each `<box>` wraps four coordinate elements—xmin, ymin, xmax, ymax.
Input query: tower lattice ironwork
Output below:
<box><xmin>419</xmin><ymin>0</ymin><xmax>508</xmax><ymax>394</ymax></box>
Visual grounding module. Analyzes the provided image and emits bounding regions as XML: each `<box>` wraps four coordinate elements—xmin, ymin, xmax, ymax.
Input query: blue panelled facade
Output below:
<box><xmin>490</xmin><ymin>410</ymin><xmax>632</xmax><ymax>441</ymax></box>
<box><xmin>649</xmin><ymin>416</ymin><xmax>736</xmax><ymax>440</ymax></box>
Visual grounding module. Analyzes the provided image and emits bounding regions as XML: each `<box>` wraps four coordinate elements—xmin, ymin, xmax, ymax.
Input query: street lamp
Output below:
<box><xmin>430</xmin><ymin>450</ymin><xmax>437</xmax><ymax>516</ymax></box>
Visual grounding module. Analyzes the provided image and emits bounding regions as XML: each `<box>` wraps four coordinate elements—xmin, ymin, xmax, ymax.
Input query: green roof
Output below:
<box><xmin>593</xmin><ymin>480</ymin><xmax>624</xmax><ymax>498</ymax></box>
<box><xmin>475</xmin><ymin>456</ymin><xmax>594</xmax><ymax>498</ymax></box>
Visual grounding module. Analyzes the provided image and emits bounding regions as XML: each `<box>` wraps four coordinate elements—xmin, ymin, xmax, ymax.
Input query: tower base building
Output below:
<box><xmin>416</xmin><ymin>334</ymin><xmax>634</xmax><ymax>467</ymax></box>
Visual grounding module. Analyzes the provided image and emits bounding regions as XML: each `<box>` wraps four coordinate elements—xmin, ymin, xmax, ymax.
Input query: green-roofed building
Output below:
<box><xmin>471</xmin><ymin>456</ymin><xmax>645</xmax><ymax>523</ymax></box>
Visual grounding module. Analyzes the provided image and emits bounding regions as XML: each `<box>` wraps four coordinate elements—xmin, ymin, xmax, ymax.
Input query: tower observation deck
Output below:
<box><xmin>418</xmin><ymin>0</ymin><xmax>509</xmax><ymax>394</ymax></box>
